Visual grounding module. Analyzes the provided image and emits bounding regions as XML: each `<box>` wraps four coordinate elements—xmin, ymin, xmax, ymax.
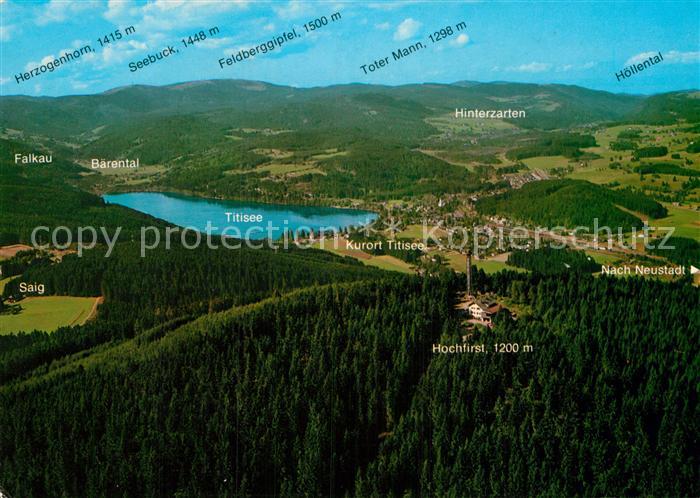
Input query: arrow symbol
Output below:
<box><xmin>691</xmin><ymin>265</ymin><xmax>699</xmax><ymax>275</ymax></box>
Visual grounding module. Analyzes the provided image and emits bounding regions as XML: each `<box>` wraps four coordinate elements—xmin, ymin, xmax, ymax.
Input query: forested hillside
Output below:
<box><xmin>649</xmin><ymin>236</ymin><xmax>700</xmax><ymax>267</ymax></box>
<box><xmin>3</xmin><ymin>82</ymin><xmax>697</xmax><ymax>206</ymax></box>
<box><xmin>3</xmin><ymin>81</ymin><xmax>696</xmax><ymax>144</ymax></box>
<box><xmin>0</xmin><ymin>138</ymin><xmax>165</xmax><ymax>244</ymax></box>
<box><xmin>0</xmin><ymin>80</ymin><xmax>646</xmax><ymax>138</ymax></box>
<box><xmin>505</xmin><ymin>132</ymin><xmax>597</xmax><ymax>160</ymax></box>
<box><xmin>0</xmin><ymin>241</ymin><xmax>383</xmax><ymax>385</ymax></box>
<box><xmin>155</xmin><ymin>140</ymin><xmax>486</xmax><ymax>202</ymax></box>
<box><xmin>477</xmin><ymin>179</ymin><xmax>667</xmax><ymax>230</ymax></box>
<box><xmin>628</xmin><ymin>90</ymin><xmax>700</xmax><ymax>124</ymax></box>
<box><xmin>1</xmin><ymin>272</ymin><xmax>696</xmax><ymax>497</ymax></box>
<box><xmin>357</xmin><ymin>273</ymin><xmax>698</xmax><ymax>497</ymax></box>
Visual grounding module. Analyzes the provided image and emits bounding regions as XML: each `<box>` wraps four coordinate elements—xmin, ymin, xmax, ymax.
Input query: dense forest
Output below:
<box><xmin>477</xmin><ymin>179</ymin><xmax>667</xmax><ymax>230</ymax></box>
<box><xmin>0</xmin><ymin>241</ymin><xmax>383</xmax><ymax>385</ymax></box>
<box><xmin>311</xmin><ymin>143</ymin><xmax>484</xmax><ymax>200</ymax></box>
<box><xmin>155</xmin><ymin>141</ymin><xmax>489</xmax><ymax>203</ymax></box>
<box><xmin>610</xmin><ymin>139</ymin><xmax>637</xmax><ymax>151</ymax></box>
<box><xmin>636</xmin><ymin>162</ymin><xmax>700</xmax><ymax>177</ymax></box>
<box><xmin>634</xmin><ymin>146</ymin><xmax>668</xmax><ymax>158</ymax></box>
<box><xmin>356</xmin><ymin>272</ymin><xmax>698</xmax><ymax>497</ymax></box>
<box><xmin>0</xmin><ymin>139</ymin><xmax>166</xmax><ymax>244</ymax></box>
<box><xmin>0</xmin><ymin>271</ymin><xmax>697</xmax><ymax>497</ymax></box>
<box><xmin>628</xmin><ymin>91</ymin><xmax>700</xmax><ymax>125</ymax></box>
<box><xmin>505</xmin><ymin>133</ymin><xmax>597</xmax><ymax>160</ymax></box>
<box><xmin>0</xmin><ymin>249</ymin><xmax>51</xmax><ymax>277</ymax></box>
<box><xmin>649</xmin><ymin>236</ymin><xmax>700</xmax><ymax>267</ymax></box>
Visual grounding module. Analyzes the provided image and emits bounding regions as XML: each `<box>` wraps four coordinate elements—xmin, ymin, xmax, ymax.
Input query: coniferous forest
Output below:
<box><xmin>1</xmin><ymin>261</ymin><xmax>697</xmax><ymax>497</ymax></box>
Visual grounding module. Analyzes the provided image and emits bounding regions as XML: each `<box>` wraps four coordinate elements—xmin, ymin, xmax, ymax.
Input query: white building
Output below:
<box><xmin>467</xmin><ymin>298</ymin><xmax>502</xmax><ymax>325</ymax></box>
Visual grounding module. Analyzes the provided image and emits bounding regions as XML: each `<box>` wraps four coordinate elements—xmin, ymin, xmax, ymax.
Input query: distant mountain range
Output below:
<box><xmin>1</xmin><ymin>80</ymin><xmax>699</xmax><ymax>141</ymax></box>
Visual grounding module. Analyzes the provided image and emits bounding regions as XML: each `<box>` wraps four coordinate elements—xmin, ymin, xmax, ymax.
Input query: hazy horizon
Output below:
<box><xmin>2</xmin><ymin>1</ymin><xmax>698</xmax><ymax>97</ymax></box>
<box><xmin>2</xmin><ymin>77</ymin><xmax>699</xmax><ymax>100</ymax></box>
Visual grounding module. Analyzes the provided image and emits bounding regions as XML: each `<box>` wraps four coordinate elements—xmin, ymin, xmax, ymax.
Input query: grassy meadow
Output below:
<box><xmin>0</xmin><ymin>296</ymin><xmax>99</xmax><ymax>334</ymax></box>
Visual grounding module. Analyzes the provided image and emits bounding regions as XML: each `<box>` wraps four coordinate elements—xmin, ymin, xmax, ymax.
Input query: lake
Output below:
<box><xmin>103</xmin><ymin>192</ymin><xmax>378</xmax><ymax>239</ymax></box>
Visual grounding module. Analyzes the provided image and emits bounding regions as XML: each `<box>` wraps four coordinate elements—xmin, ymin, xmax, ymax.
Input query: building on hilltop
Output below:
<box><xmin>465</xmin><ymin>297</ymin><xmax>502</xmax><ymax>326</ymax></box>
<box><xmin>454</xmin><ymin>294</ymin><xmax>504</xmax><ymax>328</ymax></box>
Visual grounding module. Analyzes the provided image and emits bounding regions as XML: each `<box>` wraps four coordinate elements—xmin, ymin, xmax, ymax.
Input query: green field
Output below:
<box><xmin>255</xmin><ymin>162</ymin><xmax>325</xmax><ymax>176</ymax></box>
<box><xmin>362</xmin><ymin>255</ymin><xmax>414</xmax><ymax>274</ymax></box>
<box><xmin>0</xmin><ymin>296</ymin><xmax>98</xmax><ymax>334</ymax></box>
<box><xmin>564</xmin><ymin>123</ymin><xmax>700</xmax><ymax>205</ymax></box>
<box><xmin>654</xmin><ymin>204</ymin><xmax>700</xmax><ymax>240</ymax></box>
<box><xmin>427</xmin><ymin>115</ymin><xmax>518</xmax><ymax>133</ymax></box>
<box><xmin>225</xmin><ymin>162</ymin><xmax>325</xmax><ymax>176</ymax></box>
<box><xmin>567</xmin><ymin>164</ymin><xmax>634</xmax><ymax>184</ymax></box>
<box><xmin>397</xmin><ymin>224</ymin><xmax>426</xmax><ymax>239</ymax></box>
<box><xmin>522</xmin><ymin>155</ymin><xmax>571</xmax><ymax>170</ymax></box>
<box><xmin>475</xmin><ymin>260</ymin><xmax>526</xmax><ymax>274</ymax></box>
<box><xmin>310</xmin><ymin>149</ymin><xmax>348</xmax><ymax>160</ymax></box>
<box><xmin>397</xmin><ymin>224</ymin><xmax>450</xmax><ymax>240</ymax></box>
<box><xmin>585</xmin><ymin>250</ymin><xmax>623</xmax><ymax>265</ymax></box>
<box><xmin>439</xmin><ymin>250</ymin><xmax>525</xmax><ymax>274</ymax></box>
<box><xmin>310</xmin><ymin>240</ymin><xmax>414</xmax><ymax>274</ymax></box>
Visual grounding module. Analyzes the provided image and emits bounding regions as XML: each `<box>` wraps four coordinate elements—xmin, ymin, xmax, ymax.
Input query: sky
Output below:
<box><xmin>1</xmin><ymin>0</ymin><xmax>698</xmax><ymax>97</ymax></box>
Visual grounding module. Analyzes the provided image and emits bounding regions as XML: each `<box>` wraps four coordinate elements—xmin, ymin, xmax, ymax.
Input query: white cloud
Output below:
<box><xmin>71</xmin><ymin>81</ymin><xmax>89</xmax><ymax>91</ymax></box>
<box><xmin>394</xmin><ymin>18</ymin><xmax>421</xmax><ymax>41</ymax></box>
<box><xmin>196</xmin><ymin>36</ymin><xmax>235</xmax><ymax>49</ymax></box>
<box><xmin>36</xmin><ymin>0</ymin><xmax>100</xmax><ymax>25</ymax></box>
<box><xmin>371</xmin><ymin>0</ymin><xmax>478</xmax><ymax>9</ymax></box>
<box><xmin>100</xmin><ymin>39</ymin><xmax>148</xmax><ymax>65</ymax></box>
<box><xmin>556</xmin><ymin>61</ymin><xmax>594</xmax><ymax>72</ymax></box>
<box><xmin>129</xmin><ymin>40</ymin><xmax>148</xmax><ymax>50</ymax></box>
<box><xmin>665</xmin><ymin>50</ymin><xmax>700</xmax><ymax>64</ymax></box>
<box><xmin>450</xmin><ymin>33</ymin><xmax>469</xmax><ymax>47</ymax></box>
<box><xmin>104</xmin><ymin>0</ymin><xmax>141</xmax><ymax>21</ymax></box>
<box><xmin>625</xmin><ymin>50</ymin><xmax>699</xmax><ymax>66</ymax></box>
<box><xmin>0</xmin><ymin>24</ymin><xmax>14</xmax><ymax>41</ymax></box>
<box><xmin>102</xmin><ymin>40</ymin><xmax>148</xmax><ymax>64</ymax></box>
<box><xmin>263</xmin><ymin>23</ymin><xmax>275</xmax><ymax>32</ymax></box>
<box><xmin>625</xmin><ymin>51</ymin><xmax>658</xmax><ymax>66</ymax></box>
<box><xmin>273</xmin><ymin>0</ymin><xmax>310</xmax><ymax>20</ymax></box>
<box><xmin>0</xmin><ymin>77</ymin><xmax>10</xmax><ymax>85</ymax></box>
<box><xmin>508</xmin><ymin>62</ymin><xmax>551</xmax><ymax>73</ymax></box>
<box><xmin>369</xmin><ymin>1</ymin><xmax>413</xmax><ymax>10</ymax></box>
<box><xmin>25</xmin><ymin>57</ymin><xmax>46</xmax><ymax>72</ymax></box>
<box><xmin>222</xmin><ymin>45</ymin><xmax>250</xmax><ymax>56</ymax></box>
<box><xmin>24</xmin><ymin>39</ymin><xmax>96</xmax><ymax>71</ymax></box>
<box><xmin>375</xmin><ymin>22</ymin><xmax>391</xmax><ymax>31</ymax></box>
<box><xmin>136</xmin><ymin>0</ymin><xmax>248</xmax><ymax>32</ymax></box>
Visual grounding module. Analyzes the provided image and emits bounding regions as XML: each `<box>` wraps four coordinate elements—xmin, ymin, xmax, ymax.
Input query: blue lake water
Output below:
<box><xmin>103</xmin><ymin>192</ymin><xmax>378</xmax><ymax>239</ymax></box>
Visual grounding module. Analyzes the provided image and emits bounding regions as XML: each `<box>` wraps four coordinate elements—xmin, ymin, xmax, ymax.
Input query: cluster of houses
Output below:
<box><xmin>505</xmin><ymin>169</ymin><xmax>549</xmax><ymax>189</ymax></box>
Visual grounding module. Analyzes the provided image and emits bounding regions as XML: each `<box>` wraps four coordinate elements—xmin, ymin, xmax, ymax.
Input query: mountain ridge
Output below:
<box><xmin>3</xmin><ymin>78</ymin><xmax>697</xmax><ymax>140</ymax></box>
